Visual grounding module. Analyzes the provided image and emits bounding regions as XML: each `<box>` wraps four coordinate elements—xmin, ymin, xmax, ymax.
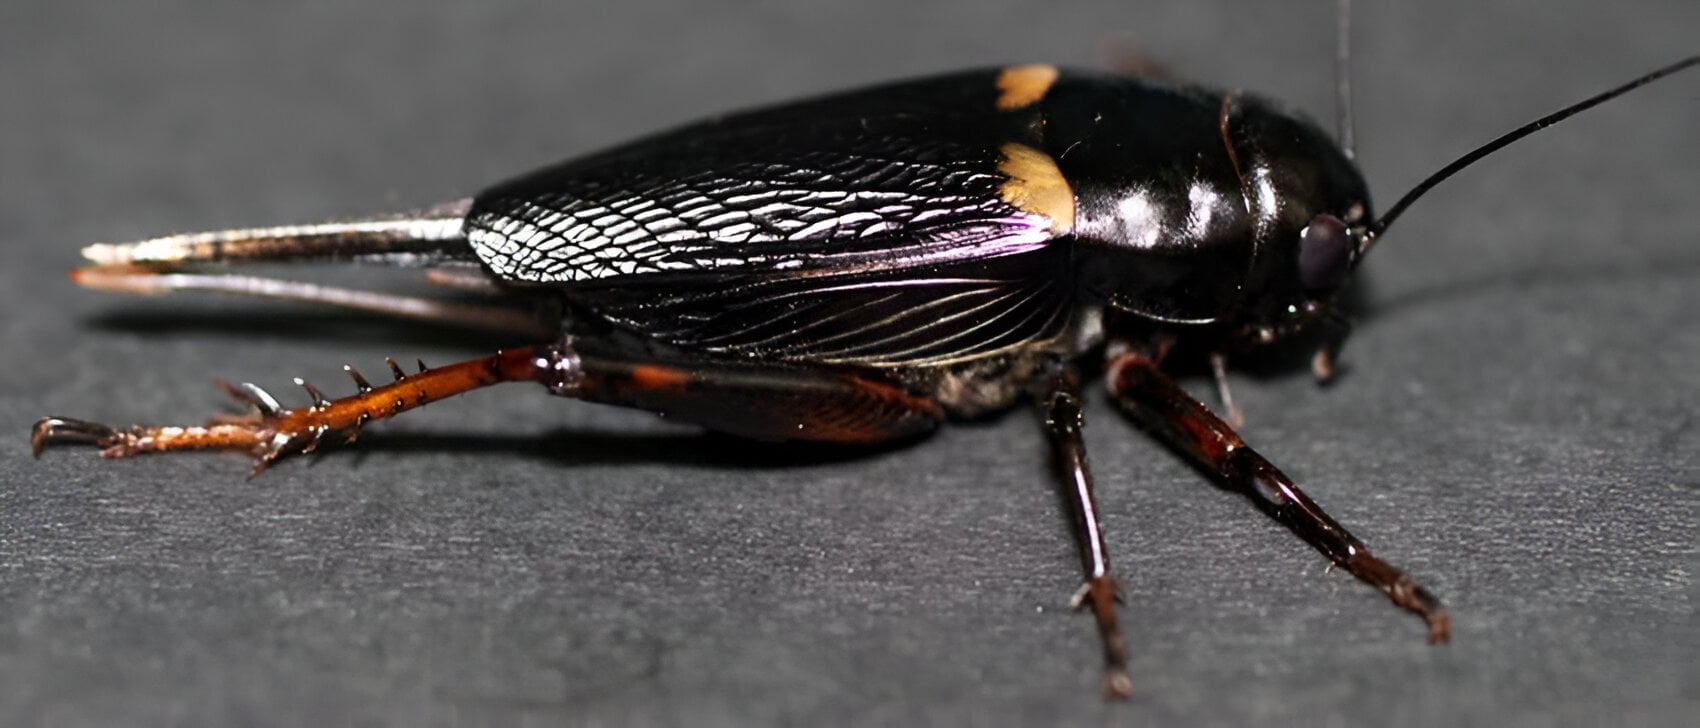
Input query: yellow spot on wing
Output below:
<box><xmin>998</xmin><ymin>143</ymin><xmax>1075</xmax><ymax>234</ymax></box>
<box><xmin>995</xmin><ymin>64</ymin><xmax>1059</xmax><ymax>111</ymax></box>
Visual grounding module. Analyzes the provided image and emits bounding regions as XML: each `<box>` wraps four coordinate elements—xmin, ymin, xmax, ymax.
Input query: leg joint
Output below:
<box><xmin>533</xmin><ymin>337</ymin><xmax>584</xmax><ymax>395</ymax></box>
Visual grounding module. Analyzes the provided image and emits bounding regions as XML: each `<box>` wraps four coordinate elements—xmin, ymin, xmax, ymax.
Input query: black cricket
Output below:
<box><xmin>31</xmin><ymin>44</ymin><xmax>1695</xmax><ymax>698</ymax></box>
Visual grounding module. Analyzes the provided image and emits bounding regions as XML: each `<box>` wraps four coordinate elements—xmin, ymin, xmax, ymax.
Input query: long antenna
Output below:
<box><xmin>1335</xmin><ymin>0</ymin><xmax>1355</xmax><ymax>159</ymax></box>
<box><xmin>1363</xmin><ymin>55</ymin><xmax>1699</xmax><ymax>250</ymax></box>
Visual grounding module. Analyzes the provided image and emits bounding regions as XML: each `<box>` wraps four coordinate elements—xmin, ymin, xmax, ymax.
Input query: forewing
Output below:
<box><xmin>576</xmin><ymin>245</ymin><xmax>1073</xmax><ymax>366</ymax></box>
<box><xmin>465</xmin><ymin>70</ymin><xmax>1058</xmax><ymax>280</ymax></box>
<box><xmin>463</xmin><ymin>69</ymin><xmax>1073</xmax><ymax>366</ymax></box>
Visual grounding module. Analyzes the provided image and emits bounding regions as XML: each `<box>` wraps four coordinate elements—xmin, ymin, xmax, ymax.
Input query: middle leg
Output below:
<box><xmin>1035</xmin><ymin>364</ymin><xmax>1133</xmax><ymax>700</ymax></box>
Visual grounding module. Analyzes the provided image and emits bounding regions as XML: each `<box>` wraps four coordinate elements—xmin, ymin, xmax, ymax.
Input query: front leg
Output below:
<box><xmin>1105</xmin><ymin>343</ymin><xmax>1451</xmax><ymax>643</ymax></box>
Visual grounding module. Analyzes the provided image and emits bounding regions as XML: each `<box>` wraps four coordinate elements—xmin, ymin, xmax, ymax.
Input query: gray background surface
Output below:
<box><xmin>2</xmin><ymin>1</ymin><xmax>1696</xmax><ymax>724</ymax></box>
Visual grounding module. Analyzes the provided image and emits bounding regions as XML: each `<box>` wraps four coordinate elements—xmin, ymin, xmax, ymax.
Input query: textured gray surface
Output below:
<box><xmin>2</xmin><ymin>1</ymin><xmax>1696</xmax><ymax>725</ymax></box>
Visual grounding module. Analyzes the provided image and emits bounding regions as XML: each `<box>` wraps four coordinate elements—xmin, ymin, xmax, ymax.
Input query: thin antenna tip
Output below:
<box><xmin>1368</xmin><ymin>54</ymin><xmax>1700</xmax><ymax>240</ymax></box>
<box><xmin>1333</xmin><ymin>0</ymin><xmax>1356</xmax><ymax>158</ymax></box>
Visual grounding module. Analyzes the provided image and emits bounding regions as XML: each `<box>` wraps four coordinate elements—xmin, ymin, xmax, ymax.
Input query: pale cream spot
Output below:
<box><xmin>998</xmin><ymin>143</ymin><xmax>1075</xmax><ymax>234</ymax></box>
<box><xmin>995</xmin><ymin>64</ymin><xmax>1059</xmax><ymax>111</ymax></box>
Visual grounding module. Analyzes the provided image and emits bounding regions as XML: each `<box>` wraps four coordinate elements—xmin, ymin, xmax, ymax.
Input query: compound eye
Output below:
<box><xmin>1298</xmin><ymin>214</ymin><xmax>1354</xmax><ymax>293</ymax></box>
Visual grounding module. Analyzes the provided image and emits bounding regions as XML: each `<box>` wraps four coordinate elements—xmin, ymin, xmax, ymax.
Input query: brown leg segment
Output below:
<box><xmin>562</xmin><ymin>348</ymin><xmax>942</xmax><ymax>444</ymax></box>
<box><xmin>1036</xmin><ymin>366</ymin><xmax>1133</xmax><ymax>700</ymax></box>
<box><xmin>1105</xmin><ymin>344</ymin><xmax>1450</xmax><ymax>643</ymax></box>
<box><xmin>32</xmin><ymin>338</ymin><xmax>944</xmax><ymax>474</ymax></box>
<box><xmin>32</xmin><ymin>344</ymin><xmax>577</xmax><ymax>476</ymax></box>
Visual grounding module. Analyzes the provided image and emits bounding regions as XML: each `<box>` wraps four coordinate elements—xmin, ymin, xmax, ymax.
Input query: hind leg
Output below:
<box><xmin>33</xmin><ymin>338</ymin><xmax>943</xmax><ymax>476</ymax></box>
